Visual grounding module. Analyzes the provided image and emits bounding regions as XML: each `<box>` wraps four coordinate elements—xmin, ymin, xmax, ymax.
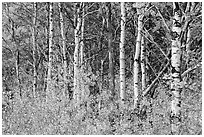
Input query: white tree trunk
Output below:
<box><xmin>73</xmin><ymin>3</ymin><xmax>82</xmax><ymax>104</ymax></box>
<box><xmin>80</xmin><ymin>3</ymin><xmax>85</xmax><ymax>66</ymax></box>
<box><xmin>141</xmin><ymin>36</ymin><xmax>146</xmax><ymax>91</ymax></box>
<box><xmin>58</xmin><ymin>2</ymin><xmax>67</xmax><ymax>97</ymax></box>
<box><xmin>133</xmin><ymin>12</ymin><xmax>143</xmax><ymax>108</ymax></box>
<box><xmin>46</xmin><ymin>2</ymin><xmax>54</xmax><ymax>100</ymax></box>
<box><xmin>119</xmin><ymin>2</ymin><xmax>126</xmax><ymax>103</ymax></box>
<box><xmin>186</xmin><ymin>28</ymin><xmax>191</xmax><ymax>67</ymax></box>
<box><xmin>170</xmin><ymin>2</ymin><xmax>182</xmax><ymax>134</ymax></box>
<box><xmin>32</xmin><ymin>2</ymin><xmax>37</xmax><ymax>98</ymax></box>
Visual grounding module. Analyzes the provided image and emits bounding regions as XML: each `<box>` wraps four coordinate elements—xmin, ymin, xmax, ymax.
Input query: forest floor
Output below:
<box><xmin>2</xmin><ymin>75</ymin><xmax>202</xmax><ymax>135</ymax></box>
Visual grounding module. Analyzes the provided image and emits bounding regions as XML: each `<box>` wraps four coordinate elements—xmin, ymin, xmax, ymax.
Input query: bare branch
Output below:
<box><xmin>83</xmin><ymin>9</ymin><xmax>99</xmax><ymax>18</ymax></box>
<box><xmin>143</xmin><ymin>61</ymin><xmax>170</xmax><ymax>96</ymax></box>
<box><xmin>181</xmin><ymin>62</ymin><xmax>201</xmax><ymax>78</ymax></box>
<box><xmin>142</xmin><ymin>28</ymin><xmax>169</xmax><ymax>61</ymax></box>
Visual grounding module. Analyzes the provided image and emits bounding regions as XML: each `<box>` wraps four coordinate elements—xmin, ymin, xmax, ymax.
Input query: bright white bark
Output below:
<box><xmin>133</xmin><ymin>12</ymin><xmax>143</xmax><ymax>108</ymax></box>
<box><xmin>58</xmin><ymin>2</ymin><xmax>67</xmax><ymax>97</ymax></box>
<box><xmin>32</xmin><ymin>2</ymin><xmax>37</xmax><ymax>98</ymax></box>
<box><xmin>46</xmin><ymin>2</ymin><xmax>54</xmax><ymax>99</ymax></box>
<box><xmin>80</xmin><ymin>3</ymin><xmax>85</xmax><ymax>66</ymax></box>
<box><xmin>141</xmin><ymin>36</ymin><xmax>146</xmax><ymax>91</ymax></box>
<box><xmin>119</xmin><ymin>2</ymin><xmax>126</xmax><ymax>103</ymax></box>
<box><xmin>171</xmin><ymin>2</ymin><xmax>182</xmax><ymax>134</ymax></box>
<box><xmin>73</xmin><ymin>3</ymin><xmax>82</xmax><ymax>104</ymax></box>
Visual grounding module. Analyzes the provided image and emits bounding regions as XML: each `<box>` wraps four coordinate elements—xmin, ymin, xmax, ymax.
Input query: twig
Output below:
<box><xmin>181</xmin><ymin>62</ymin><xmax>201</xmax><ymax>78</ymax></box>
<box><xmin>142</xmin><ymin>28</ymin><xmax>169</xmax><ymax>61</ymax></box>
<box><xmin>83</xmin><ymin>9</ymin><xmax>99</xmax><ymax>18</ymax></box>
<box><xmin>143</xmin><ymin>61</ymin><xmax>170</xmax><ymax>96</ymax></box>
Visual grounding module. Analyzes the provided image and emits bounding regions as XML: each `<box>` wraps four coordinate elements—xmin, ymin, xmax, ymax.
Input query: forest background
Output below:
<box><xmin>1</xmin><ymin>1</ymin><xmax>202</xmax><ymax>135</ymax></box>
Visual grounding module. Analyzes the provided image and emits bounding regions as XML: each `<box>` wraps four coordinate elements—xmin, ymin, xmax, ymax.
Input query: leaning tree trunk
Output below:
<box><xmin>32</xmin><ymin>2</ymin><xmax>37</xmax><ymax>98</ymax></box>
<box><xmin>170</xmin><ymin>2</ymin><xmax>182</xmax><ymax>135</ymax></box>
<box><xmin>106</xmin><ymin>2</ymin><xmax>115</xmax><ymax>98</ymax></box>
<box><xmin>46</xmin><ymin>2</ymin><xmax>54</xmax><ymax>100</ymax></box>
<box><xmin>73</xmin><ymin>3</ymin><xmax>82</xmax><ymax>105</ymax></box>
<box><xmin>58</xmin><ymin>2</ymin><xmax>67</xmax><ymax>97</ymax></box>
<box><xmin>119</xmin><ymin>2</ymin><xmax>126</xmax><ymax>104</ymax></box>
<box><xmin>141</xmin><ymin>36</ymin><xmax>146</xmax><ymax>91</ymax></box>
<box><xmin>133</xmin><ymin>3</ymin><xmax>144</xmax><ymax>108</ymax></box>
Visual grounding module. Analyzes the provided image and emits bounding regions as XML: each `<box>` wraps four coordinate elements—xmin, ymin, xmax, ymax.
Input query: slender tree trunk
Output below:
<box><xmin>73</xmin><ymin>3</ymin><xmax>82</xmax><ymax>104</ymax></box>
<box><xmin>186</xmin><ymin>28</ymin><xmax>191</xmax><ymax>68</ymax></box>
<box><xmin>119</xmin><ymin>2</ymin><xmax>126</xmax><ymax>103</ymax></box>
<box><xmin>170</xmin><ymin>2</ymin><xmax>182</xmax><ymax>134</ymax></box>
<box><xmin>43</xmin><ymin>2</ymin><xmax>50</xmax><ymax>93</ymax></box>
<box><xmin>58</xmin><ymin>2</ymin><xmax>67</xmax><ymax>97</ymax></box>
<box><xmin>185</xmin><ymin>2</ymin><xmax>191</xmax><ymax>79</ymax></box>
<box><xmin>133</xmin><ymin>6</ymin><xmax>144</xmax><ymax>108</ymax></box>
<box><xmin>46</xmin><ymin>2</ymin><xmax>54</xmax><ymax>100</ymax></box>
<box><xmin>80</xmin><ymin>3</ymin><xmax>85</xmax><ymax>66</ymax></box>
<box><xmin>32</xmin><ymin>2</ymin><xmax>37</xmax><ymax>98</ymax></box>
<box><xmin>106</xmin><ymin>2</ymin><xmax>115</xmax><ymax>98</ymax></box>
<box><xmin>16</xmin><ymin>50</ymin><xmax>22</xmax><ymax>98</ymax></box>
<box><xmin>10</xmin><ymin>15</ymin><xmax>22</xmax><ymax>98</ymax></box>
<box><xmin>141</xmin><ymin>36</ymin><xmax>146</xmax><ymax>91</ymax></box>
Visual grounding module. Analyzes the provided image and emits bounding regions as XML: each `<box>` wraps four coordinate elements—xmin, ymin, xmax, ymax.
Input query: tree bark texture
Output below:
<box><xmin>46</xmin><ymin>2</ymin><xmax>54</xmax><ymax>100</ymax></box>
<box><xmin>133</xmin><ymin>3</ymin><xmax>144</xmax><ymax>108</ymax></box>
<box><xmin>43</xmin><ymin>2</ymin><xmax>50</xmax><ymax>92</ymax></box>
<box><xmin>73</xmin><ymin>3</ymin><xmax>82</xmax><ymax>104</ymax></box>
<box><xmin>170</xmin><ymin>2</ymin><xmax>182</xmax><ymax>134</ymax></box>
<box><xmin>119</xmin><ymin>2</ymin><xmax>126</xmax><ymax>103</ymax></box>
<box><xmin>80</xmin><ymin>3</ymin><xmax>85</xmax><ymax>66</ymax></box>
<box><xmin>32</xmin><ymin>2</ymin><xmax>37</xmax><ymax>98</ymax></box>
<box><xmin>58</xmin><ymin>2</ymin><xmax>67</xmax><ymax>97</ymax></box>
<box><xmin>141</xmin><ymin>36</ymin><xmax>146</xmax><ymax>91</ymax></box>
<box><xmin>106</xmin><ymin>2</ymin><xmax>115</xmax><ymax>98</ymax></box>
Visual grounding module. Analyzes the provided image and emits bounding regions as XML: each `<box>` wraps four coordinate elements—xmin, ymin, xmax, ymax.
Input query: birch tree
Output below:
<box><xmin>133</xmin><ymin>3</ymin><xmax>145</xmax><ymax>108</ymax></box>
<box><xmin>80</xmin><ymin>3</ymin><xmax>85</xmax><ymax>66</ymax></box>
<box><xmin>140</xmin><ymin>36</ymin><xmax>146</xmax><ymax>91</ymax></box>
<box><xmin>170</xmin><ymin>2</ymin><xmax>182</xmax><ymax>134</ymax></box>
<box><xmin>106</xmin><ymin>2</ymin><xmax>115</xmax><ymax>98</ymax></box>
<box><xmin>119</xmin><ymin>2</ymin><xmax>126</xmax><ymax>103</ymax></box>
<box><xmin>58</xmin><ymin>2</ymin><xmax>67</xmax><ymax>97</ymax></box>
<box><xmin>46</xmin><ymin>2</ymin><xmax>54</xmax><ymax>99</ymax></box>
<box><xmin>43</xmin><ymin>2</ymin><xmax>50</xmax><ymax>92</ymax></box>
<box><xmin>73</xmin><ymin>3</ymin><xmax>82</xmax><ymax>104</ymax></box>
<box><xmin>32</xmin><ymin>2</ymin><xmax>37</xmax><ymax>98</ymax></box>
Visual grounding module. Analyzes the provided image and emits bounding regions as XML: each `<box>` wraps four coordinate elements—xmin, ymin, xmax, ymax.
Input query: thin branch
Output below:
<box><xmin>142</xmin><ymin>28</ymin><xmax>169</xmax><ymax>61</ymax></box>
<box><xmin>146</xmin><ymin>61</ymin><xmax>158</xmax><ymax>78</ymax></box>
<box><xmin>154</xmin><ymin>5</ymin><xmax>171</xmax><ymax>33</ymax></box>
<box><xmin>63</xmin><ymin>7</ymin><xmax>75</xmax><ymax>28</ymax></box>
<box><xmin>143</xmin><ymin>61</ymin><xmax>170</xmax><ymax>96</ymax></box>
<box><xmin>83</xmin><ymin>9</ymin><xmax>99</xmax><ymax>18</ymax></box>
<box><xmin>86</xmin><ymin>3</ymin><xmax>96</xmax><ymax>11</ymax></box>
<box><xmin>181</xmin><ymin>62</ymin><xmax>201</xmax><ymax>78</ymax></box>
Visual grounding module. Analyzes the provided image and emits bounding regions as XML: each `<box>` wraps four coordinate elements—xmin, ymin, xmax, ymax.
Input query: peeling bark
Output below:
<box><xmin>170</xmin><ymin>2</ymin><xmax>182</xmax><ymax>134</ymax></box>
